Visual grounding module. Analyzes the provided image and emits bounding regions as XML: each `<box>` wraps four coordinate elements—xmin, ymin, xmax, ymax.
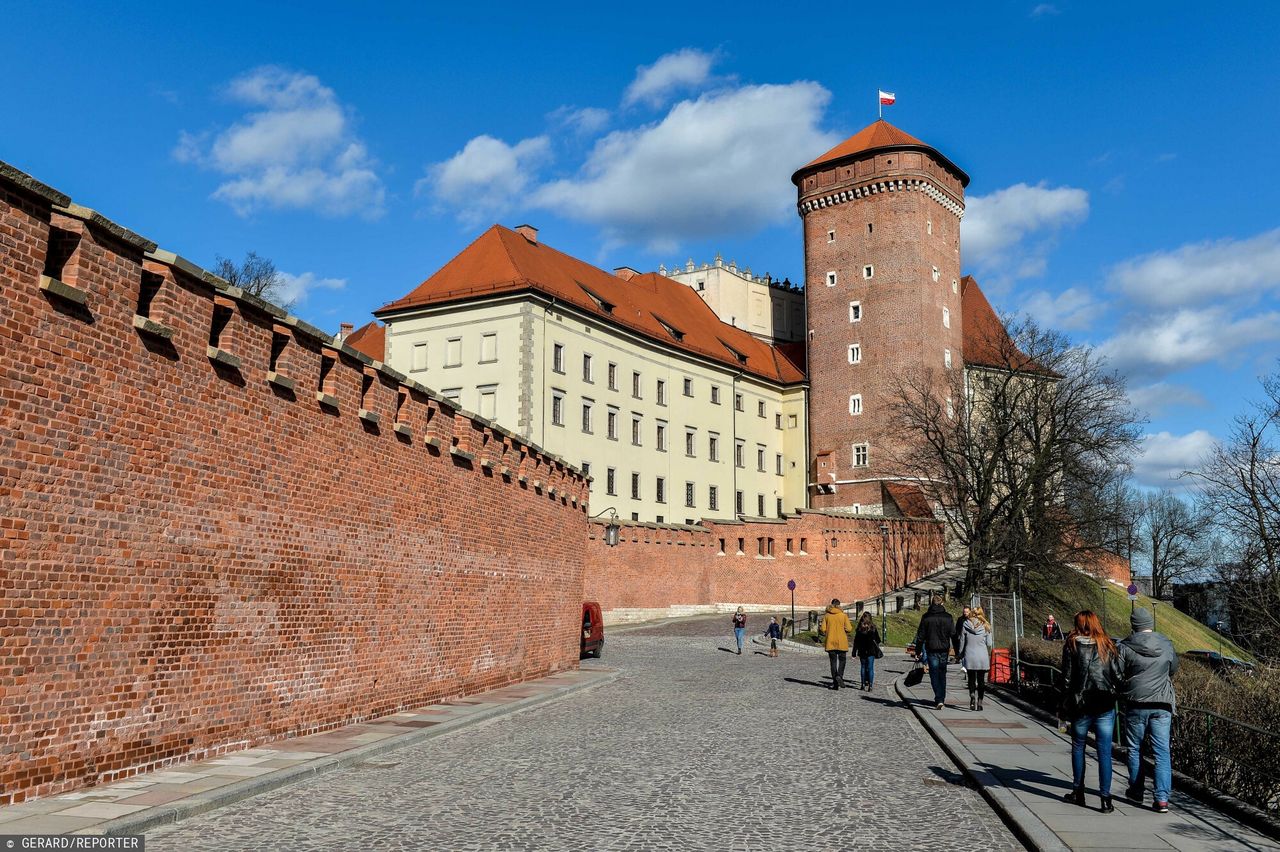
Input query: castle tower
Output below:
<box><xmin>793</xmin><ymin>120</ymin><xmax>969</xmax><ymax>513</ymax></box>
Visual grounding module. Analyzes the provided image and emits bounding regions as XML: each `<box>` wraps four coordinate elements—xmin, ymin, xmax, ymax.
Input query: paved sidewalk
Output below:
<box><xmin>898</xmin><ymin>664</ymin><xmax>1280</xmax><ymax>851</ymax></box>
<box><xmin>0</xmin><ymin>667</ymin><xmax>613</xmax><ymax>838</ymax></box>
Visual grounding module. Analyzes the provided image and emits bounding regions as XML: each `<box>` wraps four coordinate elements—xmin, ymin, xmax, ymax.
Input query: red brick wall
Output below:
<box><xmin>797</xmin><ymin>148</ymin><xmax>966</xmax><ymax>509</ymax></box>
<box><xmin>585</xmin><ymin>513</ymin><xmax>945</xmax><ymax>619</ymax></box>
<box><xmin>0</xmin><ymin>172</ymin><xmax>589</xmax><ymax>803</ymax></box>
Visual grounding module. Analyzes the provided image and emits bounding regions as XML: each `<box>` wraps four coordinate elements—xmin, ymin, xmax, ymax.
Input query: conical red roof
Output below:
<box><xmin>793</xmin><ymin>119</ymin><xmax>968</xmax><ymax>187</ymax></box>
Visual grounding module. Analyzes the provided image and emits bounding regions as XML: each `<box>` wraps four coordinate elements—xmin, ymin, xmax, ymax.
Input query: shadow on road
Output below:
<box><xmin>716</xmin><ymin>647</ymin><xmax>740</xmax><ymax>654</ymax></box>
<box><xmin>860</xmin><ymin>694</ymin><xmax>906</xmax><ymax>708</ymax></box>
<box><xmin>977</xmin><ymin>762</ymin><xmax>1073</xmax><ymax>802</ymax></box>
<box><xmin>783</xmin><ymin>676</ymin><xmax>834</xmax><ymax>690</ymax></box>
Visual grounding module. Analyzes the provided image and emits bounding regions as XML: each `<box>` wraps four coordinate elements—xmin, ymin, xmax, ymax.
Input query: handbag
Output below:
<box><xmin>904</xmin><ymin>665</ymin><xmax>924</xmax><ymax>687</ymax></box>
<box><xmin>873</xmin><ymin>642</ymin><xmax>884</xmax><ymax>659</ymax></box>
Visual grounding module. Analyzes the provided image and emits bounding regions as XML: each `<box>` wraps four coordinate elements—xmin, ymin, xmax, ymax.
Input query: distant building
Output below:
<box><xmin>663</xmin><ymin>255</ymin><xmax>804</xmax><ymax>344</ymax></box>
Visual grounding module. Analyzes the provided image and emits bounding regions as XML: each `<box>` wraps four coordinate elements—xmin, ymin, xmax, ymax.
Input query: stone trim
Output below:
<box><xmin>798</xmin><ymin>177</ymin><xmax>964</xmax><ymax>219</ymax></box>
<box><xmin>39</xmin><ymin>275</ymin><xmax>87</xmax><ymax>306</ymax></box>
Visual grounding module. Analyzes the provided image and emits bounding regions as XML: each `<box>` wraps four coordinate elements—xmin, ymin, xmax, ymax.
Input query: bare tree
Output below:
<box><xmin>1134</xmin><ymin>490</ymin><xmax>1208</xmax><ymax>598</ymax></box>
<box><xmin>887</xmin><ymin>315</ymin><xmax>1143</xmax><ymax>593</ymax></box>
<box><xmin>214</xmin><ymin>252</ymin><xmax>293</xmax><ymax>309</ymax></box>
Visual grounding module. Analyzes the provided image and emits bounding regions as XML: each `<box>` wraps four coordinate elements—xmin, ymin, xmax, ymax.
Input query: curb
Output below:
<box><xmin>80</xmin><ymin>669</ymin><xmax>620</xmax><ymax>837</ymax></box>
<box><xmin>894</xmin><ymin>676</ymin><xmax>1068</xmax><ymax>852</ymax></box>
<box><xmin>993</xmin><ymin>686</ymin><xmax>1280</xmax><ymax>842</ymax></box>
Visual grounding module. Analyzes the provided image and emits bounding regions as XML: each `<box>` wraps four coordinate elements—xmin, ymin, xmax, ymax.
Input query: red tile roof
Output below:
<box><xmin>884</xmin><ymin>482</ymin><xmax>935</xmax><ymax>519</ymax></box>
<box><xmin>375</xmin><ymin>225</ymin><xmax>806</xmax><ymax>385</ymax></box>
<box><xmin>792</xmin><ymin>119</ymin><xmax>969</xmax><ymax>187</ymax></box>
<box><xmin>344</xmin><ymin>321</ymin><xmax>385</xmax><ymax>361</ymax></box>
<box><xmin>960</xmin><ymin>276</ymin><xmax>1042</xmax><ymax>373</ymax></box>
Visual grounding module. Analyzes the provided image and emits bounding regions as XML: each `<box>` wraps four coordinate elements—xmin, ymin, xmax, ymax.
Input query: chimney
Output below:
<box><xmin>338</xmin><ymin>322</ymin><xmax>354</xmax><ymax>342</ymax></box>
<box><xmin>614</xmin><ymin>266</ymin><xmax>640</xmax><ymax>281</ymax></box>
<box><xmin>515</xmin><ymin>224</ymin><xmax>538</xmax><ymax>244</ymax></box>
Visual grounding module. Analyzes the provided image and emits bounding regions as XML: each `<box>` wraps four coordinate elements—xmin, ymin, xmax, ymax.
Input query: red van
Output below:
<box><xmin>581</xmin><ymin>601</ymin><xmax>604</xmax><ymax>659</ymax></box>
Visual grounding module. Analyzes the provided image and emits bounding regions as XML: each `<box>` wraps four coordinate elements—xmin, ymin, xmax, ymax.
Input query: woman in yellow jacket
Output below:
<box><xmin>819</xmin><ymin>599</ymin><xmax>854</xmax><ymax>690</ymax></box>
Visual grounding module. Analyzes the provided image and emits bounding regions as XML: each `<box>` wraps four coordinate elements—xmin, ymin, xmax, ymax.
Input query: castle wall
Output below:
<box><xmin>0</xmin><ymin>167</ymin><xmax>589</xmax><ymax>803</ymax></box>
<box><xmin>585</xmin><ymin>513</ymin><xmax>945</xmax><ymax>623</ymax></box>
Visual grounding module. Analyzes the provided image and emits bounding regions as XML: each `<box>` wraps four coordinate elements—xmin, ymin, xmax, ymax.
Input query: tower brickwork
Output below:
<box><xmin>793</xmin><ymin>121</ymin><xmax>969</xmax><ymax>512</ymax></box>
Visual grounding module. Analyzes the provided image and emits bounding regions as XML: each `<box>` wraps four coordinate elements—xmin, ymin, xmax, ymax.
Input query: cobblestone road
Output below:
<box><xmin>148</xmin><ymin>616</ymin><xmax>1020</xmax><ymax>851</ymax></box>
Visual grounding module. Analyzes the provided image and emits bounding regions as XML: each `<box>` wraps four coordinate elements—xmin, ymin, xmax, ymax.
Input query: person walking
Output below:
<box><xmin>853</xmin><ymin>611</ymin><xmax>882</xmax><ymax>691</ymax></box>
<box><xmin>958</xmin><ymin>606</ymin><xmax>994</xmax><ymax>711</ymax></box>
<box><xmin>913</xmin><ymin>595</ymin><xmax>956</xmax><ymax>709</ymax></box>
<box><xmin>1044</xmin><ymin>615</ymin><xmax>1064</xmax><ymax>641</ymax></box>
<box><xmin>765</xmin><ymin>616</ymin><xmax>783</xmax><ymax>658</ymax></box>
<box><xmin>732</xmin><ymin>607</ymin><xmax>747</xmax><ymax>655</ymax></box>
<box><xmin>1118</xmin><ymin>607</ymin><xmax>1179</xmax><ymax>814</ymax></box>
<box><xmin>953</xmin><ymin>604</ymin><xmax>972</xmax><ymax>675</ymax></box>
<box><xmin>1057</xmin><ymin>610</ymin><xmax>1122</xmax><ymax>813</ymax></box>
<box><xmin>819</xmin><ymin>599</ymin><xmax>853</xmax><ymax>690</ymax></box>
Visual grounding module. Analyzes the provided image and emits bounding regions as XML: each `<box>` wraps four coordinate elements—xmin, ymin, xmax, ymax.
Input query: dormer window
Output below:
<box><xmin>653</xmin><ymin>314</ymin><xmax>685</xmax><ymax>342</ymax></box>
<box><xmin>720</xmin><ymin>340</ymin><xmax>748</xmax><ymax>365</ymax></box>
<box><xmin>578</xmin><ymin>282</ymin><xmax>614</xmax><ymax>314</ymax></box>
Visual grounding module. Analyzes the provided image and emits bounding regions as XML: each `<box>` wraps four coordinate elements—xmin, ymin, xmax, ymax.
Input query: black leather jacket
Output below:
<box><xmin>1057</xmin><ymin>637</ymin><xmax>1121</xmax><ymax>719</ymax></box>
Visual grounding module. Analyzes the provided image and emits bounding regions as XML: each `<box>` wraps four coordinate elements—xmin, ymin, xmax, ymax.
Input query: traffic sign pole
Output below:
<box><xmin>788</xmin><ymin>579</ymin><xmax>796</xmax><ymax>635</ymax></box>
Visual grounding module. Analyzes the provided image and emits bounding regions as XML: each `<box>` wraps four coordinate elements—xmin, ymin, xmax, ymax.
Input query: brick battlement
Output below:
<box><xmin>0</xmin><ymin>159</ymin><xmax>589</xmax><ymax>803</ymax></box>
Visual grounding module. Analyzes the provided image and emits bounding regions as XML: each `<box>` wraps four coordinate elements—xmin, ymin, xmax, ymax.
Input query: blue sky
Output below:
<box><xmin>4</xmin><ymin>1</ymin><xmax>1279</xmax><ymax>488</ymax></box>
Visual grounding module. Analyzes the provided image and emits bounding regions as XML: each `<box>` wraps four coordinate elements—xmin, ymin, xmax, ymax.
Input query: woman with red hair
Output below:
<box><xmin>1057</xmin><ymin>610</ymin><xmax>1122</xmax><ymax>812</ymax></box>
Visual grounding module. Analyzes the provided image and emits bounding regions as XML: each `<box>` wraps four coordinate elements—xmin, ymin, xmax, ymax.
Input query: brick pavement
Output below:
<box><xmin>898</xmin><ymin>663</ymin><xmax>1279</xmax><ymax>851</ymax></box>
<box><xmin>132</xmin><ymin>614</ymin><xmax>1017</xmax><ymax>851</ymax></box>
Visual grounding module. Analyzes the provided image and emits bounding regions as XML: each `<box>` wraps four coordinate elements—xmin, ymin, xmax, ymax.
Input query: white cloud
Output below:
<box><xmin>962</xmin><ymin>182</ymin><xmax>1089</xmax><ymax>285</ymax></box>
<box><xmin>1020</xmin><ymin>287</ymin><xmax>1098</xmax><ymax>331</ymax></box>
<box><xmin>1096</xmin><ymin>306</ymin><xmax>1280</xmax><ymax>381</ymax></box>
<box><xmin>1109</xmin><ymin>227</ymin><xmax>1280</xmax><ymax>309</ymax></box>
<box><xmin>1133</xmin><ymin>430</ymin><xmax>1216</xmax><ymax>489</ymax></box>
<box><xmin>419</xmin><ymin>135</ymin><xmax>551</xmax><ymax>224</ymax></box>
<box><xmin>277</xmin><ymin>271</ymin><xmax>346</xmax><ymax>306</ymax></box>
<box><xmin>623</xmin><ymin>48</ymin><xmax>717</xmax><ymax>108</ymax></box>
<box><xmin>549</xmin><ymin>106</ymin><xmax>610</xmax><ymax>135</ymax></box>
<box><xmin>533</xmin><ymin>82</ymin><xmax>837</xmax><ymax>251</ymax></box>
<box><xmin>1127</xmin><ymin>382</ymin><xmax>1209</xmax><ymax>417</ymax></box>
<box><xmin>1030</xmin><ymin>3</ymin><xmax>1060</xmax><ymax>16</ymax></box>
<box><xmin>175</xmin><ymin>66</ymin><xmax>384</xmax><ymax>218</ymax></box>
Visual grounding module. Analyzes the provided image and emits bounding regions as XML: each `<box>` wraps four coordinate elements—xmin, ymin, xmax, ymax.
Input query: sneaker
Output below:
<box><xmin>936</xmin><ymin>703</ymin><xmax>944</xmax><ymax>710</ymax></box>
<box><xmin>1155</xmin><ymin>801</ymin><xmax>1169</xmax><ymax>814</ymax></box>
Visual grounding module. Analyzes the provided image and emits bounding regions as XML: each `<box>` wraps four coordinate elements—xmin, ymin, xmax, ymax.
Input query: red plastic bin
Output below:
<box><xmin>990</xmin><ymin>648</ymin><xmax>1012</xmax><ymax>684</ymax></box>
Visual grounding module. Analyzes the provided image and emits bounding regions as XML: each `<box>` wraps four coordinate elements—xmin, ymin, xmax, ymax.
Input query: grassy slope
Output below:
<box><xmin>791</xmin><ymin>567</ymin><xmax>1248</xmax><ymax>661</ymax></box>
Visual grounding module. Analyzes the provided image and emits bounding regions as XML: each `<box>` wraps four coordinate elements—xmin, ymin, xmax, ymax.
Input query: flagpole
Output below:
<box><xmin>878</xmin><ymin>92</ymin><xmax>882</xmax><ymax>120</ymax></box>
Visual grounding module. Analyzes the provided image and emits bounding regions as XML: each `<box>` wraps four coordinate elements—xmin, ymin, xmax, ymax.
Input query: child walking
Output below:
<box><xmin>766</xmin><ymin>616</ymin><xmax>782</xmax><ymax>657</ymax></box>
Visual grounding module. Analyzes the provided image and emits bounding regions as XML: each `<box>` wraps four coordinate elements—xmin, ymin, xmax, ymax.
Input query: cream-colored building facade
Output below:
<box><xmin>663</xmin><ymin>255</ymin><xmax>805</xmax><ymax>344</ymax></box>
<box><xmin>373</xmin><ymin>226</ymin><xmax>808</xmax><ymax>524</ymax></box>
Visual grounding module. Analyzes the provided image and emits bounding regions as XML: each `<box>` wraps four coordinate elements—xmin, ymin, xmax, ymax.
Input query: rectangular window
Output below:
<box><xmin>757</xmin><ymin>400</ymin><xmax>765</xmax><ymax>418</ymax></box>
<box><xmin>683</xmin><ymin>377</ymin><xmax>693</xmax><ymax>396</ymax></box>
<box><xmin>582</xmin><ymin>353</ymin><xmax>594</xmax><ymax>382</ymax></box>
<box><xmin>848</xmin><ymin>344</ymin><xmax>861</xmax><ymax>364</ymax></box>
<box><xmin>632</xmin><ymin>415</ymin><xmax>642</xmax><ymax>446</ymax></box>
<box><xmin>480</xmin><ymin>332</ymin><xmax>497</xmax><ymax>363</ymax></box>
<box><xmin>709</xmin><ymin>432</ymin><xmax>720</xmax><ymax>462</ymax></box>
<box><xmin>656</xmin><ymin>421</ymin><xmax>667</xmax><ymax>452</ymax></box>
<box><xmin>787</xmin><ymin>414</ymin><xmax>798</xmax><ymax>428</ymax></box>
<box><xmin>631</xmin><ymin>472</ymin><xmax>641</xmax><ymax>500</ymax></box>
<box><xmin>711</xmin><ymin>385</ymin><xmax>721</xmax><ymax>405</ymax></box>
<box><xmin>849</xmin><ymin>301</ymin><xmax>862</xmax><ymax>323</ymax></box>
<box><xmin>853</xmin><ymin>443</ymin><xmax>869</xmax><ymax>467</ymax></box>
<box><xmin>952</xmin><ymin>279</ymin><xmax>959</xmax><ymax>294</ymax></box>
<box><xmin>863</xmin><ymin>265</ymin><xmax>873</xmax><ymax>279</ymax></box>
<box><xmin>826</xmin><ymin>271</ymin><xmax>837</xmax><ymax>287</ymax></box>
<box><xmin>735</xmin><ymin>490</ymin><xmax>744</xmax><ymax>515</ymax></box>
<box><xmin>441</xmin><ymin>387</ymin><xmax>462</xmax><ymax>403</ymax></box>
<box><xmin>479</xmin><ymin>386</ymin><xmax>497</xmax><ymax>420</ymax></box>
<box><xmin>734</xmin><ymin>392</ymin><xmax>743</xmax><ymax>412</ymax></box>
<box><xmin>943</xmin><ymin>306</ymin><xmax>951</xmax><ymax>328</ymax></box>
<box><xmin>849</xmin><ymin>394</ymin><xmax>863</xmax><ymax>415</ymax></box>
<box><xmin>607</xmin><ymin>407</ymin><xmax>619</xmax><ymax>440</ymax></box>
<box><xmin>685</xmin><ymin>428</ymin><xmax>696</xmax><ymax>457</ymax></box>
<box><xmin>776</xmin><ymin>498</ymin><xmax>783</xmax><ymax>517</ymax></box>
<box><xmin>932</xmin><ymin>265</ymin><xmax>940</xmax><ymax>283</ymax></box>
<box><xmin>411</xmin><ymin>342</ymin><xmax>428</xmax><ymax>372</ymax></box>
<box><xmin>757</xmin><ymin>494</ymin><xmax>765</xmax><ymax>517</ymax></box>
<box><xmin>581</xmin><ymin>400</ymin><xmax>594</xmax><ymax>433</ymax></box>
<box><xmin>608</xmin><ymin>362</ymin><xmax>618</xmax><ymax>390</ymax></box>
<box><xmin>607</xmin><ymin>467</ymin><xmax>617</xmax><ymax>496</ymax></box>
<box><xmin>582</xmin><ymin>461</ymin><xmax>590</xmax><ymax>478</ymax></box>
<box><xmin>944</xmin><ymin>349</ymin><xmax>952</xmax><ymax>369</ymax></box>
<box><xmin>775</xmin><ymin>412</ymin><xmax>783</xmax><ymax>430</ymax></box>
<box><xmin>827</xmin><ymin>229</ymin><xmax>836</xmax><ymax>243</ymax></box>
<box><xmin>709</xmin><ymin>485</ymin><xmax>719</xmax><ymax>511</ymax></box>
<box><xmin>757</xmin><ymin>445</ymin><xmax>766</xmax><ymax>472</ymax></box>
<box><xmin>552</xmin><ymin>342</ymin><xmax>565</xmax><ymax>374</ymax></box>
<box><xmin>656</xmin><ymin>379</ymin><xmax>666</xmax><ymax>405</ymax></box>
<box><xmin>551</xmin><ymin>391</ymin><xmax>564</xmax><ymax>426</ymax></box>
<box><xmin>445</xmin><ymin>337</ymin><xmax>462</xmax><ymax>367</ymax></box>
<box><xmin>685</xmin><ymin>481</ymin><xmax>695</xmax><ymax>508</ymax></box>
<box><xmin>656</xmin><ymin>477</ymin><xmax>666</xmax><ymax>504</ymax></box>
<box><xmin>775</xmin><ymin>453</ymin><xmax>783</xmax><ymax>475</ymax></box>
<box><xmin>735</xmin><ymin>440</ymin><xmax>745</xmax><ymax>468</ymax></box>
<box><xmin>632</xmin><ymin>371</ymin><xmax>642</xmax><ymax>398</ymax></box>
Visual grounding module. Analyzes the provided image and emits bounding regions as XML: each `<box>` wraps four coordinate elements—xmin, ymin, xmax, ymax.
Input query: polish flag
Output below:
<box><xmin>879</xmin><ymin>90</ymin><xmax>896</xmax><ymax>105</ymax></box>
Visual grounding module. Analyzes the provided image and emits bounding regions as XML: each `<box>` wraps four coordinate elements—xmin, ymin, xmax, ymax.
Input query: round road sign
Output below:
<box><xmin>787</xmin><ymin>579</ymin><xmax>796</xmax><ymax>591</ymax></box>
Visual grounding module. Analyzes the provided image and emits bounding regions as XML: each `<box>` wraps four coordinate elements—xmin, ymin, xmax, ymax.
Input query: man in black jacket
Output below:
<box><xmin>1118</xmin><ymin>607</ymin><xmax>1178</xmax><ymax>813</ymax></box>
<box><xmin>913</xmin><ymin>596</ymin><xmax>957</xmax><ymax>709</ymax></box>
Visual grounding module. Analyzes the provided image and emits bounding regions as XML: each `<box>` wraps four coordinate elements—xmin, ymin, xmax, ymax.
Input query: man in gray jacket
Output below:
<box><xmin>1118</xmin><ymin>607</ymin><xmax>1179</xmax><ymax>814</ymax></box>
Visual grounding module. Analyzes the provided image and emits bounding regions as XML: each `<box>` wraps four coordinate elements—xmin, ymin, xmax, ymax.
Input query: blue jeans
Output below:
<box><xmin>925</xmin><ymin>651</ymin><xmax>949</xmax><ymax>705</ymax></box>
<box><xmin>1125</xmin><ymin>708</ymin><xmax>1172</xmax><ymax>803</ymax></box>
<box><xmin>1071</xmin><ymin>709</ymin><xmax>1115</xmax><ymax>796</ymax></box>
<box><xmin>860</xmin><ymin>655</ymin><xmax>875</xmax><ymax>687</ymax></box>
<box><xmin>734</xmin><ymin>627</ymin><xmax>745</xmax><ymax>651</ymax></box>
